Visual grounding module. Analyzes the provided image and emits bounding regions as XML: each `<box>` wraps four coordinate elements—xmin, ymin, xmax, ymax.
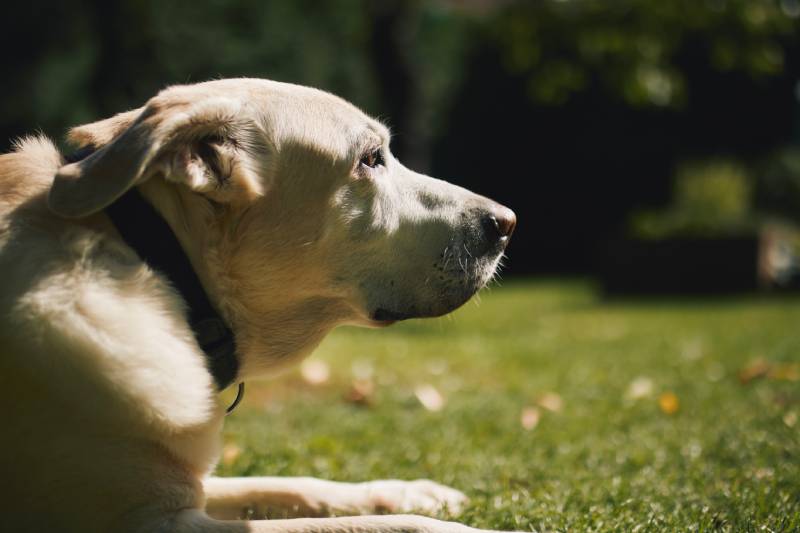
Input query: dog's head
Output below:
<box><xmin>48</xmin><ymin>79</ymin><xmax>515</xmax><ymax>375</ymax></box>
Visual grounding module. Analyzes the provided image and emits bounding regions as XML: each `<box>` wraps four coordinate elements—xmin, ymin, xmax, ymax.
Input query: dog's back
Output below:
<box><xmin>0</xmin><ymin>136</ymin><xmax>62</xmax><ymax>217</ymax></box>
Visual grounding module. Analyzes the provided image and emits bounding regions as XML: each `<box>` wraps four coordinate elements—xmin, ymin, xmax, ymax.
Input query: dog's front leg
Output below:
<box><xmin>203</xmin><ymin>477</ymin><xmax>467</xmax><ymax>519</ymax></box>
<box><xmin>173</xmin><ymin>508</ymin><xmax>516</xmax><ymax>533</ymax></box>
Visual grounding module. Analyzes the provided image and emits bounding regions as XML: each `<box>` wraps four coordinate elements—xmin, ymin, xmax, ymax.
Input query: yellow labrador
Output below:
<box><xmin>0</xmin><ymin>79</ymin><xmax>516</xmax><ymax>533</ymax></box>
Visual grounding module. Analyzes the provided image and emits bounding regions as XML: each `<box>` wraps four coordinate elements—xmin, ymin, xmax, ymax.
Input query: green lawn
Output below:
<box><xmin>217</xmin><ymin>280</ymin><xmax>800</xmax><ymax>532</ymax></box>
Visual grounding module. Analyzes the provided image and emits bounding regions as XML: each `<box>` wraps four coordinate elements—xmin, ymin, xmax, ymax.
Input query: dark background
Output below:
<box><xmin>3</xmin><ymin>0</ymin><xmax>800</xmax><ymax>280</ymax></box>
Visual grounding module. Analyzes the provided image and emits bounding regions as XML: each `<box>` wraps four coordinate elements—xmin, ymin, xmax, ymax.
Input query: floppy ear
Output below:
<box><xmin>49</xmin><ymin>93</ymin><xmax>265</xmax><ymax>218</ymax></box>
<box><xmin>66</xmin><ymin>107</ymin><xmax>145</xmax><ymax>150</ymax></box>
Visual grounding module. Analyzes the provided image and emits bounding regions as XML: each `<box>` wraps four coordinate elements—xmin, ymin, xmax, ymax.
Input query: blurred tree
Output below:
<box><xmin>367</xmin><ymin>1</ymin><xmax>470</xmax><ymax>171</ymax></box>
<box><xmin>488</xmin><ymin>0</ymin><xmax>799</xmax><ymax>109</ymax></box>
<box><xmin>2</xmin><ymin>0</ymin><xmax>800</xmax><ymax>274</ymax></box>
<box><xmin>1</xmin><ymin>0</ymin><xmax>383</xmax><ymax>150</ymax></box>
<box><xmin>756</xmin><ymin>146</ymin><xmax>800</xmax><ymax>223</ymax></box>
<box><xmin>631</xmin><ymin>159</ymin><xmax>756</xmax><ymax>239</ymax></box>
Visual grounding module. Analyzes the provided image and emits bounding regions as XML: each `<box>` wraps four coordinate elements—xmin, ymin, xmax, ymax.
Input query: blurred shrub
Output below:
<box><xmin>755</xmin><ymin>146</ymin><xmax>800</xmax><ymax>224</ymax></box>
<box><xmin>487</xmin><ymin>0</ymin><xmax>800</xmax><ymax>108</ymax></box>
<box><xmin>630</xmin><ymin>160</ymin><xmax>757</xmax><ymax>238</ymax></box>
<box><xmin>0</xmin><ymin>1</ymin><xmax>478</xmax><ymax>168</ymax></box>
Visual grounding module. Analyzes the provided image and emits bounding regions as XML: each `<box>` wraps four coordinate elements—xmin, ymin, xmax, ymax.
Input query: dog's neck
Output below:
<box><xmin>103</xmin><ymin>179</ymin><xmax>241</xmax><ymax>393</ymax></box>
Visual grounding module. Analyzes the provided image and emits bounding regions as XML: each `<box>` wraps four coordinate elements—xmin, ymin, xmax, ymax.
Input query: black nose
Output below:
<box><xmin>482</xmin><ymin>204</ymin><xmax>517</xmax><ymax>244</ymax></box>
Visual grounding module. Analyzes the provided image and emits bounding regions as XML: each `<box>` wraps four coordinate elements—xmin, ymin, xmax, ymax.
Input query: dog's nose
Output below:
<box><xmin>482</xmin><ymin>204</ymin><xmax>517</xmax><ymax>244</ymax></box>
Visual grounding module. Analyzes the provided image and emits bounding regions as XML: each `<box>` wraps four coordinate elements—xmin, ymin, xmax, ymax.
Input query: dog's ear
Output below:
<box><xmin>49</xmin><ymin>93</ymin><xmax>266</xmax><ymax>218</ymax></box>
<box><xmin>66</xmin><ymin>107</ymin><xmax>145</xmax><ymax>150</ymax></box>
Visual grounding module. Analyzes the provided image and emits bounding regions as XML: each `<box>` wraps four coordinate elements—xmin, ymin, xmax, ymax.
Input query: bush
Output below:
<box><xmin>630</xmin><ymin>159</ymin><xmax>757</xmax><ymax>239</ymax></box>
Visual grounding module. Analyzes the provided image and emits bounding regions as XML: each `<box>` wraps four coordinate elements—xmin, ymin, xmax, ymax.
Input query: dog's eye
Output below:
<box><xmin>359</xmin><ymin>149</ymin><xmax>384</xmax><ymax>169</ymax></box>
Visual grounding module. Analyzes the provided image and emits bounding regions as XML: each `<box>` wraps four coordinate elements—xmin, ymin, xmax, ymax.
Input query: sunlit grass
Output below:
<box><xmin>218</xmin><ymin>280</ymin><xmax>800</xmax><ymax>532</ymax></box>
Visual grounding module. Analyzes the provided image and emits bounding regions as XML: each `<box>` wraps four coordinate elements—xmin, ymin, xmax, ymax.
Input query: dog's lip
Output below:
<box><xmin>369</xmin><ymin>304</ymin><xmax>457</xmax><ymax>323</ymax></box>
<box><xmin>372</xmin><ymin>308</ymin><xmax>411</xmax><ymax>322</ymax></box>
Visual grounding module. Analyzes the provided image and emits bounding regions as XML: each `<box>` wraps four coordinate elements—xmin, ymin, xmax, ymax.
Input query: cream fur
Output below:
<box><xmin>0</xmin><ymin>78</ymin><xmax>516</xmax><ymax>533</ymax></box>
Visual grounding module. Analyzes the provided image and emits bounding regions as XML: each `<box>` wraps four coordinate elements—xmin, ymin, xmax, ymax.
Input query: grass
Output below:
<box><xmin>217</xmin><ymin>280</ymin><xmax>800</xmax><ymax>532</ymax></box>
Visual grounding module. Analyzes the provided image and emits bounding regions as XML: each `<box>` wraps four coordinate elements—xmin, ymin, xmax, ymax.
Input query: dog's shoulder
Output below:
<box><xmin>0</xmin><ymin>135</ymin><xmax>224</xmax><ymax>529</ymax></box>
<box><xmin>0</xmin><ymin>135</ymin><xmax>222</xmax><ymax>437</ymax></box>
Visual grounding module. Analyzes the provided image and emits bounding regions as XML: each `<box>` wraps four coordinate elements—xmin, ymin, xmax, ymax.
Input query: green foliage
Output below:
<box><xmin>220</xmin><ymin>281</ymin><xmax>800</xmax><ymax>531</ymax></box>
<box><xmin>148</xmin><ymin>0</ymin><xmax>377</xmax><ymax>105</ymax></box>
<box><xmin>631</xmin><ymin>159</ymin><xmax>758</xmax><ymax>238</ymax></box>
<box><xmin>756</xmin><ymin>146</ymin><xmax>800</xmax><ymax>224</ymax></box>
<box><xmin>3</xmin><ymin>1</ymin><xmax>474</xmax><ymax>151</ymax></box>
<box><xmin>6</xmin><ymin>0</ymin><xmax>799</xmax><ymax>148</ymax></box>
<box><xmin>487</xmin><ymin>0</ymin><xmax>800</xmax><ymax>107</ymax></box>
<box><xmin>674</xmin><ymin>161</ymin><xmax>753</xmax><ymax>217</ymax></box>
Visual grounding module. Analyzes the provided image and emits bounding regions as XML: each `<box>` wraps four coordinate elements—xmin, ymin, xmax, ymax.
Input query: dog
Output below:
<box><xmin>0</xmin><ymin>78</ymin><xmax>516</xmax><ymax>533</ymax></box>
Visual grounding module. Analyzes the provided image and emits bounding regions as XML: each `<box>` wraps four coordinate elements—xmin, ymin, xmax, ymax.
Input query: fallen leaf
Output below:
<box><xmin>300</xmin><ymin>358</ymin><xmax>330</xmax><ymax>386</ymax></box>
<box><xmin>351</xmin><ymin>359</ymin><xmax>374</xmax><ymax>380</ymax></box>
<box><xmin>537</xmin><ymin>392</ymin><xmax>563</xmax><ymax>412</ymax></box>
<box><xmin>221</xmin><ymin>443</ymin><xmax>241</xmax><ymax>466</ymax></box>
<box><xmin>784</xmin><ymin>411</ymin><xmax>798</xmax><ymax>428</ymax></box>
<box><xmin>520</xmin><ymin>406</ymin><xmax>541</xmax><ymax>430</ymax></box>
<box><xmin>659</xmin><ymin>392</ymin><xmax>680</xmax><ymax>415</ymax></box>
<box><xmin>754</xmin><ymin>467</ymin><xmax>774</xmax><ymax>480</ymax></box>
<box><xmin>681</xmin><ymin>339</ymin><xmax>704</xmax><ymax>361</ymax></box>
<box><xmin>626</xmin><ymin>376</ymin><xmax>654</xmax><ymax>400</ymax></box>
<box><xmin>415</xmin><ymin>384</ymin><xmax>445</xmax><ymax>412</ymax></box>
<box><xmin>739</xmin><ymin>359</ymin><xmax>800</xmax><ymax>384</ymax></box>
<box><xmin>345</xmin><ymin>378</ymin><xmax>375</xmax><ymax>406</ymax></box>
<box><xmin>427</xmin><ymin>358</ymin><xmax>448</xmax><ymax>376</ymax></box>
<box><xmin>768</xmin><ymin>363</ymin><xmax>800</xmax><ymax>382</ymax></box>
<box><xmin>738</xmin><ymin>358</ymin><xmax>770</xmax><ymax>384</ymax></box>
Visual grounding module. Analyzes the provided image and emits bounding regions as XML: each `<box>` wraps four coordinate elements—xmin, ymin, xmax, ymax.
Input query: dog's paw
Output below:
<box><xmin>360</xmin><ymin>479</ymin><xmax>469</xmax><ymax>515</ymax></box>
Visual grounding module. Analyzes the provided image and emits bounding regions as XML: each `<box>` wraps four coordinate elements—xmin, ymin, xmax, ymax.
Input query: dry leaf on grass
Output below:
<box><xmin>769</xmin><ymin>363</ymin><xmax>800</xmax><ymax>382</ymax></box>
<box><xmin>739</xmin><ymin>358</ymin><xmax>771</xmax><ymax>384</ymax></box>
<box><xmin>739</xmin><ymin>359</ymin><xmax>800</xmax><ymax>384</ymax></box>
<box><xmin>537</xmin><ymin>392</ymin><xmax>563</xmax><ymax>412</ymax></box>
<box><xmin>414</xmin><ymin>384</ymin><xmax>445</xmax><ymax>412</ymax></box>
<box><xmin>221</xmin><ymin>443</ymin><xmax>242</xmax><ymax>466</ymax></box>
<box><xmin>626</xmin><ymin>376</ymin><xmax>654</xmax><ymax>400</ymax></box>
<box><xmin>345</xmin><ymin>378</ymin><xmax>375</xmax><ymax>406</ymax></box>
<box><xmin>659</xmin><ymin>392</ymin><xmax>680</xmax><ymax>415</ymax></box>
<box><xmin>520</xmin><ymin>406</ymin><xmax>541</xmax><ymax>430</ymax></box>
<box><xmin>351</xmin><ymin>359</ymin><xmax>374</xmax><ymax>380</ymax></box>
<box><xmin>300</xmin><ymin>358</ymin><xmax>330</xmax><ymax>386</ymax></box>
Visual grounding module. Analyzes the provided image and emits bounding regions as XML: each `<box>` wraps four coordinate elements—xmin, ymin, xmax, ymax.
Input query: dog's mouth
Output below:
<box><xmin>362</xmin><ymin>230</ymin><xmax>511</xmax><ymax>327</ymax></box>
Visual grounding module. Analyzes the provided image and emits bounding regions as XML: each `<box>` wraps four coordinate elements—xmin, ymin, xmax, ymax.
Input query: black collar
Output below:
<box><xmin>65</xmin><ymin>146</ymin><xmax>241</xmax><ymax>401</ymax></box>
<box><xmin>104</xmin><ymin>189</ymin><xmax>240</xmax><ymax>392</ymax></box>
